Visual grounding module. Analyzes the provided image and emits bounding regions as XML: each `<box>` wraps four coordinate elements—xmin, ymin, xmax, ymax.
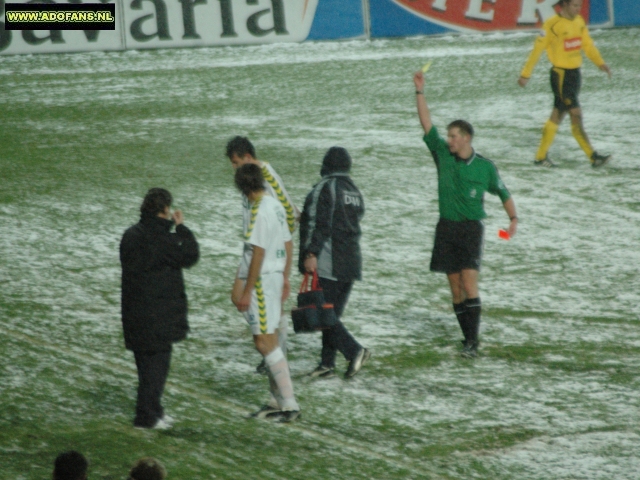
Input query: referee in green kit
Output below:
<box><xmin>413</xmin><ymin>70</ymin><xmax>518</xmax><ymax>358</ymax></box>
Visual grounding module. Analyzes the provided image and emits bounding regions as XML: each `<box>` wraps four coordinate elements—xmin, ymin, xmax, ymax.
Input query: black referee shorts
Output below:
<box><xmin>551</xmin><ymin>67</ymin><xmax>581</xmax><ymax>112</ymax></box>
<box><xmin>430</xmin><ymin>218</ymin><xmax>484</xmax><ymax>274</ymax></box>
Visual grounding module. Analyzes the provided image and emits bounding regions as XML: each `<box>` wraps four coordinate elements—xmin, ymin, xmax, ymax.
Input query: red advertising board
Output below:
<box><xmin>393</xmin><ymin>0</ymin><xmax>590</xmax><ymax>31</ymax></box>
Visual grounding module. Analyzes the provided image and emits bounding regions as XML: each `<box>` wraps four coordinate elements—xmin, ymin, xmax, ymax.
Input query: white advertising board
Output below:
<box><xmin>0</xmin><ymin>0</ymin><xmax>319</xmax><ymax>55</ymax></box>
<box><xmin>123</xmin><ymin>0</ymin><xmax>319</xmax><ymax>48</ymax></box>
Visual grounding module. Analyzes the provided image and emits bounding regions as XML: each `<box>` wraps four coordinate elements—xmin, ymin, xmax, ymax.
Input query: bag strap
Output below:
<box><xmin>299</xmin><ymin>273</ymin><xmax>309</xmax><ymax>293</ymax></box>
<box><xmin>298</xmin><ymin>272</ymin><xmax>322</xmax><ymax>293</ymax></box>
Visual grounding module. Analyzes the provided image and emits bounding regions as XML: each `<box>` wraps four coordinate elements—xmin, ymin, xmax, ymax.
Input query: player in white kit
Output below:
<box><xmin>232</xmin><ymin>163</ymin><xmax>300</xmax><ymax>422</ymax></box>
<box><xmin>226</xmin><ymin>136</ymin><xmax>300</xmax><ymax>374</ymax></box>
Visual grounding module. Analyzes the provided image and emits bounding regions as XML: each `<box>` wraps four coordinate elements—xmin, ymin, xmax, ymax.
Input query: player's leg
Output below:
<box><xmin>249</xmin><ymin>273</ymin><xmax>300</xmax><ymax>418</ymax></box>
<box><xmin>448</xmin><ymin>271</ymin><xmax>472</xmax><ymax>345</ymax></box>
<box><xmin>253</xmin><ymin>333</ymin><xmax>291</xmax><ymax>414</ymax></box>
<box><xmin>256</xmin><ymin>273</ymin><xmax>289</xmax><ymax>375</ymax></box>
<box><xmin>254</xmin><ymin>333</ymin><xmax>294</xmax><ymax>408</ymax></box>
<box><xmin>534</xmin><ymin>68</ymin><xmax>567</xmax><ymax>165</ymax></box>
<box><xmin>561</xmin><ymin>68</ymin><xmax>607</xmax><ymax>165</ymax></box>
<box><xmin>264</xmin><ymin>352</ymin><xmax>301</xmax><ymax>421</ymax></box>
<box><xmin>447</xmin><ymin>272</ymin><xmax>465</xmax><ymax>304</ymax></box>
<box><xmin>569</xmin><ymin>105</ymin><xmax>610</xmax><ymax>166</ymax></box>
<box><xmin>457</xmin><ymin>221</ymin><xmax>483</xmax><ymax>358</ymax></box>
<box><xmin>255</xmin><ymin>309</ymin><xmax>288</xmax><ymax>376</ymax></box>
<box><xmin>549</xmin><ymin>108</ymin><xmax>565</xmax><ymax>125</ymax></box>
<box><xmin>569</xmin><ymin>107</ymin><xmax>594</xmax><ymax>159</ymax></box>
<box><xmin>237</xmin><ymin>277</ymin><xmax>268</xmax><ymax>375</ymax></box>
<box><xmin>448</xmin><ymin>271</ymin><xmax>468</xmax><ymax>333</ymax></box>
<box><xmin>570</xmin><ymin>109</ymin><xmax>611</xmax><ymax>167</ymax></box>
<box><xmin>460</xmin><ymin>269</ymin><xmax>481</xmax><ymax>350</ymax></box>
<box><xmin>450</xmin><ymin>269</ymin><xmax>482</xmax><ymax>358</ymax></box>
<box><xmin>460</xmin><ymin>269</ymin><xmax>479</xmax><ymax>299</ymax></box>
<box><xmin>434</xmin><ymin>219</ymin><xmax>471</xmax><ymax>346</ymax></box>
<box><xmin>245</xmin><ymin>278</ymin><xmax>280</xmax><ymax>413</ymax></box>
<box><xmin>562</xmin><ymin>69</ymin><xmax>594</xmax><ymax>161</ymax></box>
<box><xmin>535</xmin><ymin>117</ymin><xmax>560</xmax><ymax>165</ymax></box>
<box><xmin>253</xmin><ymin>333</ymin><xmax>279</xmax><ymax>357</ymax></box>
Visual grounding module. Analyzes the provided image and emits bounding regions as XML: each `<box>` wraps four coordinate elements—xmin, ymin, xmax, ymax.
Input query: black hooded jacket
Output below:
<box><xmin>298</xmin><ymin>147</ymin><xmax>364</xmax><ymax>281</ymax></box>
<box><xmin>120</xmin><ymin>214</ymin><xmax>199</xmax><ymax>351</ymax></box>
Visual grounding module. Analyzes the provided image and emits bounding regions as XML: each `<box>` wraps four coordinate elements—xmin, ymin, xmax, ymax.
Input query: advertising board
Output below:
<box><xmin>1</xmin><ymin>0</ymin><xmax>319</xmax><ymax>54</ymax></box>
<box><xmin>369</xmin><ymin>0</ymin><xmax>594</xmax><ymax>37</ymax></box>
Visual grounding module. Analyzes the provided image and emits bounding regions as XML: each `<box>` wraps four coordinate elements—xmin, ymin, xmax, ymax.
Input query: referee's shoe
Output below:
<box><xmin>460</xmin><ymin>341</ymin><xmax>479</xmax><ymax>359</ymax></box>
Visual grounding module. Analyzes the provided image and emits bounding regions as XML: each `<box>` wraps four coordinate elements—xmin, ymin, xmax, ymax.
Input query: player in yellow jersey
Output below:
<box><xmin>518</xmin><ymin>0</ymin><xmax>612</xmax><ymax>168</ymax></box>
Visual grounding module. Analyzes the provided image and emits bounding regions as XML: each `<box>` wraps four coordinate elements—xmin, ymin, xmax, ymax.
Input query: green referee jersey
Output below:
<box><xmin>424</xmin><ymin>126</ymin><xmax>511</xmax><ymax>222</ymax></box>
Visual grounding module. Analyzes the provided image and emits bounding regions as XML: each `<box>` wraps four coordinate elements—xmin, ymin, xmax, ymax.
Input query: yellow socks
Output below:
<box><xmin>536</xmin><ymin>120</ymin><xmax>595</xmax><ymax>162</ymax></box>
<box><xmin>535</xmin><ymin>120</ymin><xmax>559</xmax><ymax>161</ymax></box>
<box><xmin>571</xmin><ymin>123</ymin><xmax>594</xmax><ymax>160</ymax></box>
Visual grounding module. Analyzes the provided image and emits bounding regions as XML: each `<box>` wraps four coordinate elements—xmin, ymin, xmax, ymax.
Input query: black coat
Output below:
<box><xmin>298</xmin><ymin>173</ymin><xmax>364</xmax><ymax>281</ymax></box>
<box><xmin>120</xmin><ymin>214</ymin><xmax>199</xmax><ymax>352</ymax></box>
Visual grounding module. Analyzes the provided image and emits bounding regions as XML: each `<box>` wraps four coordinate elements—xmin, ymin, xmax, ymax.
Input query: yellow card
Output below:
<box><xmin>421</xmin><ymin>61</ymin><xmax>433</xmax><ymax>74</ymax></box>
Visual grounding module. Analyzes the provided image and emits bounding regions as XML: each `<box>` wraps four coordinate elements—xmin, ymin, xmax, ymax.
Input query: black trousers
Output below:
<box><xmin>317</xmin><ymin>278</ymin><xmax>362</xmax><ymax>368</ymax></box>
<box><xmin>133</xmin><ymin>348</ymin><xmax>172</xmax><ymax>427</ymax></box>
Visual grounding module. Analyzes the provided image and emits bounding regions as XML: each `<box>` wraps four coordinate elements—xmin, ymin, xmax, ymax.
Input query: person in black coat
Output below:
<box><xmin>120</xmin><ymin>188</ymin><xmax>199</xmax><ymax>429</ymax></box>
<box><xmin>299</xmin><ymin>147</ymin><xmax>371</xmax><ymax>379</ymax></box>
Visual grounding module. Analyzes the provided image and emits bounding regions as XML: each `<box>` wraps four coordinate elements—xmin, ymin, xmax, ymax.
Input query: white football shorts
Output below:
<box><xmin>242</xmin><ymin>272</ymin><xmax>283</xmax><ymax>335</ymax></box>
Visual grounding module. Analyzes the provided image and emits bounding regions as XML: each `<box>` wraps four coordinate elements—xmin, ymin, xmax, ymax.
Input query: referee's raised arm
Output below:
<box><xmin>414</xmin><ymin>71</ymin><xmax>432</xmax><ymax>134</ymax></box>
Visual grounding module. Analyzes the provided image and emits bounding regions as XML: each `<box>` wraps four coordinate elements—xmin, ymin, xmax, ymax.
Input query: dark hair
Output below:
<box><xmin>140</xmin><ymin>188</ymin><xmax>172</xmax><ymax>217</ymax></box>
<box><xmin>234</xmin><ymin>163</ymin><xmax>265</xmax><ymax>197</ymax></box>
<box><xmin>128</xmin><ymin>457</ymin><xmax>166</xmax><ymax>480</ymax></box>
<box><xmin>53</xmin><ymin>451</ymin><xmax>88</xmax><ymax>480</ymax></box>
<box><xmin>447</xmin><ymin>119</ymin><xmax>474</xmax><ymax>137</ymax></box>
<box><xmin>226</xmin><ymin>136</ymin><xmax>256</xmax><ymax>159</ymax></box>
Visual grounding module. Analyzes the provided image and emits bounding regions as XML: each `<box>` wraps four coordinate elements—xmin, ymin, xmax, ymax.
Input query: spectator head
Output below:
<box><xmin>234</xmin><ymin>163</ymin><xmax>265</xmax><ymax>197</ymax></box>
<box><xmin>127</xmin><ymin>457</ymin><xmax>167</xmax><ymax>480</ymax></box>
<box><xmin>52</xmin><ymin>451</ymin><xmax>88</xmax><ymax>480</ymax></box>
<box><xmin>140</xmin><ymin>188</ymin><xmax>173</xmax><ymax>217</ymax></box>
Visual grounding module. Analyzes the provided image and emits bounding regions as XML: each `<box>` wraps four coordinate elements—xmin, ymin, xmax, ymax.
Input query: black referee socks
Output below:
<box><xmin>464</xmin><ymin>297</ymin><xmax>482</xmax><ymax>344</ymax></box>
<box><xmin>453</xmin><ymin>302</ymin><xmax>469</xmax><ymax>341</ymax></box>
<box><xmin>453</xmin><ymin>298</ymin><xmax>482</xmax><ymax>344</ymax></box>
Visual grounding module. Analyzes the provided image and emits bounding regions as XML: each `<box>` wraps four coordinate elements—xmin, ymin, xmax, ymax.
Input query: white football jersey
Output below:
<box><xmin>238</xmin><ymin>195</ymin><xmax>291</xmax><ymax>279</ymax></box>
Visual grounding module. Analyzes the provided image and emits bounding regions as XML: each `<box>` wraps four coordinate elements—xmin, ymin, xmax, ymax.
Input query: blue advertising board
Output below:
<box><xmin>308</xmin><ymin>0</ymin><xmax>634</xmax><ymax>40</ymax></box>
<box><xmin>613</xmin><ymin>0</ymin><xmax>640</xmax><ymax>26</ymax></box>
<box><xmin>307</xmin><ymin>0</ymin><xmax>366</xmax><ymax>40</ymax></box>
<box><xmin>367</xmin><ymin>0</ymin><xmax>613</xmax><ymax>38</ymax></box>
